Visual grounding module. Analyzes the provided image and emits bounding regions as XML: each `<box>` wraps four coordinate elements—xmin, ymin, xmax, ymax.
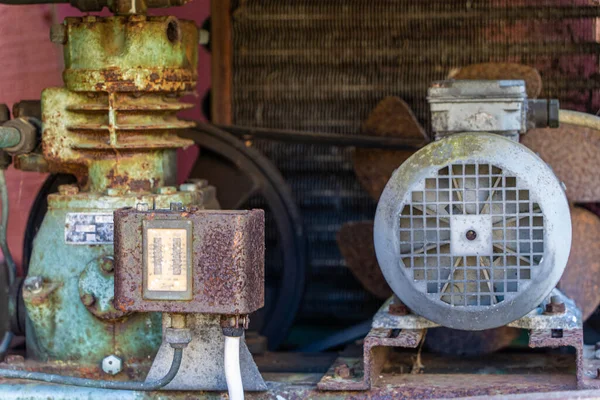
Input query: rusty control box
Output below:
<box><xmin>114</xmin><ymin>205</ymin><xmax>265</xmax><ymax>315</ymax></box>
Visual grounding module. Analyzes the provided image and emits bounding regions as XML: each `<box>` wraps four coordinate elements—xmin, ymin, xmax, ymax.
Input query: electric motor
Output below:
<box><xmin>374</xmin><ymin>80</ymin><xmax>571</xmax><ymax>331</ymax></box>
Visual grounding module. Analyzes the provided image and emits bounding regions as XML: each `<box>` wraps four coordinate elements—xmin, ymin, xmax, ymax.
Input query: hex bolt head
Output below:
<box><xmin>81</xmin><ymin>293</ymin><xmax>95</xmax><ymax>307</ymax></box>
<box><xmin>99</xmin><ymin>257</ymin><xmax>114</xmax><ymax>274</ymax></box>
<box><xmin>50</xmin><ymin>24</ymin><xmax>67</xmax><ymax>45</ymax></box>
<box><xmin>101</xmin><ymin>355</ymin><xmax>122</xmax><ymax>375</ymax></box>
<box><xmin>24</xmin><ymin>276</ymin><xmax>43</xmax><ymax>293</ymax></box>
<box><xmin>58</xmin><ymin>184</ymin><xmax>79</xmax><ymax>196</ymax></box>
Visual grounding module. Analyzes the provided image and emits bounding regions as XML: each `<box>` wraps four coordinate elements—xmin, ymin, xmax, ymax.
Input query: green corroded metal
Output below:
<box><xmin>23</xmin><ymin>14</ymin><xmax>205</xmax><ymax>367</ymax></box>
<box><xmin>24</xmin><ymin>188</ymin><xmax>215</xmax><ymax>363</ymax></box>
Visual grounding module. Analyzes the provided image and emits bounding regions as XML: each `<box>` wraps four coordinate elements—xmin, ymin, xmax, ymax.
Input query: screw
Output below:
<box><xmin>157</xmin><ymin>186</ymin><xmax>177</xmax><ymax>195</ymax></box>
<box><xmin>50</xmin><ymin>24</ymin><xmax>67</xmax><ymax>45</ymax></box>
<box><xmin>81</xmin><ymin>293</ymin><xmax>95</xmax><ymax>307</ymax></box>
<box><xmin>102</xmin><ymin>355</ymin><xmax>122</xmax><ymax>375</ymax></box>
<box><xmin>466</xmin><ymin>230</ymin><xmax>477</xmax><ymax>241</ymax></box>
<box><xmin>545</xmin><ymin>296</ymin><xmax>566</xmax><ymax>315</ymax></box>
<box><xmin>24</xmin><ymin>276</ymin><xmax>43</xmax><ymax>293</ymax></box>
<box><xmin>334</xmin><ymin>364</ymin><xmax>351</xmax><ymax>379</ymax></box>
<box><xmin>99</xmin><ymin>257</ymin><xmax>114</xmax><ymax>273</ymax></box>
<box><xmin>58</xmin><ymin>184</ymin><xmax>79</xmax><ymax>196</ymax></box>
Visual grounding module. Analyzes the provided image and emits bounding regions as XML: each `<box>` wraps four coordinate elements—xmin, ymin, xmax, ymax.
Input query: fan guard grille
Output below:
<box><xmin>399</xmin><ymin>163</ymin><xmax>544</xmax><ymax>307</ymax></box>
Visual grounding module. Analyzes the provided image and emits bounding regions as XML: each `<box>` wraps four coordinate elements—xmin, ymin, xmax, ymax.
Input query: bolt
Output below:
<box><xmin>101</xmin><ymin>355</ymin><xmax>122</xmax><ymax>375</ymax></box>
<box><xmin>0</xmin><ymin>126</ymin><xmax>22</xmax><ymax>149</ymax></box>
<box><xmin>179</xmin><ymin>183</ymin><xmax>198</xmax><ymax>192</ymax></box>
<box><xmin>23</xmin><ymin>276</ymin><xmax>43</xmax><ymax>293</ymax></box>
<box><xmin>50</xmin><ymin>24</ymin><xmax>67</xmax><ymax>45</ymax></box>
<box><xmin>466</xmin><ymin>230</ymin><xmax>477</xmax><ymax>241</ymax></box>
<box><xmin>136</xmin><ymin>203</ymin><xmax>149</xmax><ymax>212</ymax></box>
<box><xmin>334</xmin><ymin>364</ymin><xmax>351</xmax><ymax>379</ymax></box>
<box><xmin>99</xmin><ymin>257</ymin><xmax>114</xmax><ymax>273</ymax></box>
<box><xmin>58</xmin><ymin>184</ymin><xmax>79</xmax><ymax>196</ymax></box>
<box><xmin>157</xmin><ymin>186</ymin><xmax>177</xmax><ymax>195</ymax></box>
<box><xmin>81</xmin><ymin>293</ymin><xmax>95</xmax><ymax>307</ymax></box>
<box><xmin>545</xmin><ymin>296</ymin><xmax>566</xmax><ymax>315</ymax></box>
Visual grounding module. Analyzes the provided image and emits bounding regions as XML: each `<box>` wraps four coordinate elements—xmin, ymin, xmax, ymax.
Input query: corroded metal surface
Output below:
<box><xmin>521</xmin><ymin>123</ymin><xmax>600</xmax><ymax>202</ymax></box>
<box><xmin>559</xmin><ymin>207</ymin><xmax>600</xmax><ymax>320</ymax></box>
<box><xmin>336</xmin><ymin>221</ymin><xmax>391</xmax><ymax>300</ymax></box>
<box><xmin>353</xmin><ymin>96</ymin><xmax>426</xmax><ymax>202</ymax></box>
<box><xmin>114</xmin><ymin>208</ymin><xmax>265</xmax><ymax>315</ymax></box>
<box><xmin>24</xmin><ymin>188</ymin><xmax>205</xmax><ymax>364</ymax></box>
<box><xmin>320</xmin><ymin>290</ymin><xmax>588</xmax><ymax>392</ymax></box>
<box><xmin>39</xmin><ymin>15</ymin><xmax>199</xmax><ymax>193</ymax></box>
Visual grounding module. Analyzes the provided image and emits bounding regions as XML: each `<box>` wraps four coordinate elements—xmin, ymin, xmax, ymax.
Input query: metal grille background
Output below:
<box><xmin>231</xmin><ymin>0</ymin><xmax>600</xmax><ymax>324</ymax></box>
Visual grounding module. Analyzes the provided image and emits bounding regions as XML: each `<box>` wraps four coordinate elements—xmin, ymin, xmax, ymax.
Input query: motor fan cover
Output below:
<box><xmin>374</xmin><ymin>132</ymin><xmax>571</xmax><ymax>330</ymax></box>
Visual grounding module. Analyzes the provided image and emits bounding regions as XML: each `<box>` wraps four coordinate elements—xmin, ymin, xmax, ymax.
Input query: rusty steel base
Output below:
<box><xmin>318</xmin><ymin>290</ymin><xmax>600</xmax><ymax>394</ymax></box>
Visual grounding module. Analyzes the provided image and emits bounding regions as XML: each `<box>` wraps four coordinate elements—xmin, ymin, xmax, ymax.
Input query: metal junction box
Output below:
<box><xmin>113</xmin><ymin>207</ymin><xmax>265</xmax><ymax>315</ymax></box>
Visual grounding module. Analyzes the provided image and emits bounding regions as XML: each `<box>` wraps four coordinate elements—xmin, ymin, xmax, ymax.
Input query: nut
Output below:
<box><xmin>99</xmin><ymin>257</ymin><xmax>114</xmax><ymax>273</ymax></box>
<box><xmin>101</xmin><ymin>355</ymin><xmax>122</xmax><ymax>375</ymax></box>
<box><xmin>334</xmin><ymin>364</ymin><xmax>351</xmax><ymax>379</ymax></box>
<box><xmin>544</xmin><ymin>297</ymin><xmax>566</xmax><ymax>315</ymax></box>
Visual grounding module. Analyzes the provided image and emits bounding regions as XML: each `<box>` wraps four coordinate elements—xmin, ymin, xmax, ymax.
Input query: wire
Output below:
<box><xmin>224</xmin><ymin>336</ymin><xmax>244</xmax><ymax>400</ymax></box>
<box><xmin>0</xmin><ymin>348</ymin><xmax>183</xmax><ymax>390</ymax></box>
<box><xmin>559</xmin><ymin>109</ymin><xmax>600</xmax><ymax>131</ymax></box>
<box><xmin>0</xmin><ymin>170</ymin><xmax>15</xmax><ymax>286</ymax></box>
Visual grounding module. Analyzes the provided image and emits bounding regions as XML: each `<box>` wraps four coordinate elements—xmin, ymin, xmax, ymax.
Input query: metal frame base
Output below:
<box><xmin>318</xmin><ymin>289</ymin><xmax>600</xmax><ymax>391</ymax></box>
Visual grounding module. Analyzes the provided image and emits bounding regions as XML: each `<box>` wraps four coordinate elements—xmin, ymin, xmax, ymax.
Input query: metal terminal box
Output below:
<box><xmin>428</xmin><ymin>80</ymin><xmax>528</xmax><ymax>137</ymax></box>
<box><xmin>113</xmin><ymin>207</ymin><xmax>265</xmax><ymax>315</ymax></box>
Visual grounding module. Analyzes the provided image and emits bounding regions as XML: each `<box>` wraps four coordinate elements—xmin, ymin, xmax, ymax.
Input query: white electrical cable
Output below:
<box><xmin>224</xmin><ymin>336</ymin><xmax>244</xmax><ymax>400</ymax></box>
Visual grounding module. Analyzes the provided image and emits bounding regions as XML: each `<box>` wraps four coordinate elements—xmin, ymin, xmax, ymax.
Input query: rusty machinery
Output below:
<box><xmin>0</xmin><ymin>0</ymin><xmax>268</xmax><ymax>397</ymax></box>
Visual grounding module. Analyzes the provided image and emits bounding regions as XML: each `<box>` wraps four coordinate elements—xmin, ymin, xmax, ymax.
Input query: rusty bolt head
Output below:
<box><xmin>334</xmin><ymin>364</ymin><xmax>352</xmax><ymax>379</ymax></box>
<box><xmin>157</xmin><ymin>186</ymin><xmax>177</xmax><ymax>195</ymax></box>
<box><xmin>101</xmin><ymin>355</ymin><xmax>122</xmax><ymax>375</ymax></box>
<box><xmin>389</xmin><ymin>302</ymin><xmax>409</xmax><ymax>316</ymax></box>
<box><xmin>58</xmin><ymin>184</ymin><xmax>79</xmax><ymax>196</ymax></box>
<box><xmin>23</xmin><ymin>276</ymin><xmax>43</xmax><ymax>293</ymax></box>
<box><xmin>50</xmin><ymin>24</ymin><xmax>67</xmax><ymax>45</ymax></box>
<box><xmin>99</xmin><ymin>257</ymin><xmax>114</xmax><ymax>274</ymax></box>
<box><xmin>545</xmin><ymin>301</ymin><xmax>566</xmax><ymax>315</ymax></box>
<box><xmin>81</xmin><ymin>293</ymin><xmax>95</xmax><ymax>307</ymax></box>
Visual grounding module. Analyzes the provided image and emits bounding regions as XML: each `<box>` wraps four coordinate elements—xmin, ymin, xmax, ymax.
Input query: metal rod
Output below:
<box><xmin>213</xmin><ymin>124</ymin><xmax>426</xmax><ymax>150</ymax></box>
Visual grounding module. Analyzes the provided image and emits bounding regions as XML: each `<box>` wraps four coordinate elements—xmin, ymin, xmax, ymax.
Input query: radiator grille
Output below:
<box><xmin>231</xmin><ymin>0</ymin><xmax>599</xmax><ymax>323</ymax></box>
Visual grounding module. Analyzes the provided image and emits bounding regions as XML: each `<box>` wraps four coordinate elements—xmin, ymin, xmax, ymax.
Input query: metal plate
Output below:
<box><xmin>374</xmin><ymin>133</ymin><xmax>571</xmax><ymax>330</ymax></box>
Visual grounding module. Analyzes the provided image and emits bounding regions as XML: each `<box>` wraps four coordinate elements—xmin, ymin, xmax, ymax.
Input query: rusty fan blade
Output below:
<box><xmin>336</xmin><ymin>221</ymin><xmax>392</xmax><ymax>300</ymax></box>
<box><xmin>521</xmin><ymin>123</ymin><xmax>600</xmax><ymax>202</ymax></box>
<box><xmin>558</xmin><ymin>206</ymin><xmax>600</xmax><ymax>321</ymax></box>
<box><xmin>353</xmin><ymin>96</ymin><xmax>428</xmax><ymax>202</ymax></box>
<box><xmin>449</xmin><ymin>63</ymin><xmax>542</xmax><ymax>99</ymax></box>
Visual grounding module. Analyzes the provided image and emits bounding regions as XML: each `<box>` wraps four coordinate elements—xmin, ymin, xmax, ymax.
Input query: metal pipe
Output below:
<box><xmin>0</xmin><ymin>348</ymin><xmax>183</xmax><ymax>390</ymax></box>
<box><xmin>558</xmin><ymin>110</ymin><xmax>600</xmax><ymax>131</ymax></box>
